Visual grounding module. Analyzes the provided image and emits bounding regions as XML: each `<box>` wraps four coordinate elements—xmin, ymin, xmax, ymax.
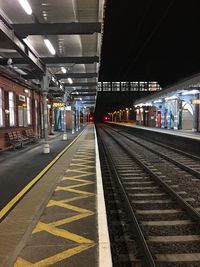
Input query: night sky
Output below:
<box><xmin>99</xmin><ymin>0</ymin><xmax>200</xmax><ymax>87</ymax></box>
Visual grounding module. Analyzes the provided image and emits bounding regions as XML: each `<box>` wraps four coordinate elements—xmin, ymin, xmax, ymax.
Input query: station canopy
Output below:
<box><xmin>0</xmin><ymin>0</ymin><xmax>105</xmax><ymax>107</ymax></box>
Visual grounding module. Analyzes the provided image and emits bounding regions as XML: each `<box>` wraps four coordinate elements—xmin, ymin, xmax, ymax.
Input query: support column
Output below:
<box><xmin>78</xmin><ymin>105</ymin><xmax>81</xmax><ymax>130</ymax></box>
<box><xmin>42</xmin><ymin>91</ymin><xmax>50</xmax><ymax>153</ymax></box>
<box><xmin>161</xmin><ymin>99</ymin><xmax>165</xmax><ymax>129</ymax></box>
<box><xmin>192</xmin><ymin>97</ymin><xmax>198</xmax><ymax>132</ymax></box>
<box><xmin>62</xmin><ymin>92</ymin><xmax>67</xmax><ymax>140</ymax></box>
<box><xmin>155</xmin><ymin>107</ymin><xmax>158</xmax><ymax>127</ymax></box>
<box><xmin>72</xmin><ymin>110</ymin><xmax>75</xmax><ymax>134</ymax></box>
<box><xmin>174</xmin><ymin>100</ymin><xmax>179</xmax><ymax>130</ymax></box>
<box><xmin>76</xmin><ymin>105</ymin><xmax>78</xmax><ymax>131</ymax></box>
<box><xmin>41</xmin><ymin>73</ymin><xmax>51</xmax><ymax>154</ymax></box>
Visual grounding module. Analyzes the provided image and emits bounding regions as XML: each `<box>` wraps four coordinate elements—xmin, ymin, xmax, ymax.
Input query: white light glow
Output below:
<box><xmin>68</xmin><ymin>78</ymin><xmax>73</xmax><ymax>84</ymax></box>
<box><xmin>153</xmin><ymin>99</ymin><xmax>162</xmax><ymax>103</ymax></box>
<box><xmin>18</xmin><ymin>0</ymin><xmax>32</xmax><ymax>15</ymax></box>
<box><xmin>44</xmin><ymin>39</ymin><xmax>56</xmax><ymax>55</ymax></box>
<box><xmin>165</xmin><ymin>95</ymin><xmax>177</xmax><ymax>101</ymax></box>
<box><xmin>181</xmin><ymin>90</ymin><xmax>200</xmax><ymax>96</ymax></box>
<box><xmin>61</xmin><ymin>67</ymin><xmax>67</xmax><ymax>74</ymax></box>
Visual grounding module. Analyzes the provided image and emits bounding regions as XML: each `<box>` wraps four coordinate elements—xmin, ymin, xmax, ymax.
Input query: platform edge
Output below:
<box><xmin>94</xmin><ymin>125</ymin><xmax>113</xmax><ymax>267</ymax></box>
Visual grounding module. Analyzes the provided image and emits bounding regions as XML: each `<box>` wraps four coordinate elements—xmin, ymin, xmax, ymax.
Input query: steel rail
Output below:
<box><xmin>97</xmin><ymin>129</ymin><xmax>157</xmax><ymax>267</ymax></box>
<box><xmin>103</xmin><ymin>127</ymin><xmax>200</xmax><ymax>221</ymax></box>
<box><xmin>111</xmin><ymin>124</ymin><xmax>200</xmax><ymax>161</ymax></box>
<box><xmin>109</xmin><ymin>125</ymin><xmax>200</xmax><ymax>179</ymax></box>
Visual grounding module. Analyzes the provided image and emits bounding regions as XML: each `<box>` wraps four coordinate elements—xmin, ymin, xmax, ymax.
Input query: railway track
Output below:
<box><xmin>97</xmin><ymin>124</ymin><xmax>200</xmax><ymax>267</ymax></box>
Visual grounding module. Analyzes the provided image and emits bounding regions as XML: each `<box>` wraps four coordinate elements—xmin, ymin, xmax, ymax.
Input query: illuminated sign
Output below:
<box><xmin>192</xmin><ymin>99</ymin><xmax>200</xmax><ymax>104</ymax></box>
<box><xmin>19</xmin><ymin>95</ymin><xmax>25</xmax><ymax>102</ymax></box>
<box><xmin>53</xmin><ymin>102</ymin><xmax>64</xmax><ymax>107</ymax></box>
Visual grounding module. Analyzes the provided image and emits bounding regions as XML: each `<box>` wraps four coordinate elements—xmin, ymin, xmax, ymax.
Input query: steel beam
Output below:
<box><xmin>56</xmin><ymin>72</ymin><xmax>98</xmax><ymax>79</ymax></box>
<box><xmin>71</xmin><ymin>89</ymin><xmax>97</xmax><ymax>93</ymax></box>
<box><xmin>0</xmin><ymin>56</ymin><xmax>99</xmax><ymax>66</ymax></box>
<box><xmin>72</xmin><ymin>93</ymin><xmax>96</xmax><ymax>97</ymax></box>
<box><xmin>12</xmin><ymin>23</ymin><xmax>101</xmax><ymax>37</ymax></box>
<box><xmin>64</xmin><ymin>82</ymin><xmax>97</xmax><ymax>87</ymax></box>
<box><xmin>0</xmin><ymin>19</ymin><xmax>45</xmax><ymax>73</ymax></box>
<box><xmin>22</xmin><ymin>72</ymin><xmax>98</xmax><ymax>80</ymax></box>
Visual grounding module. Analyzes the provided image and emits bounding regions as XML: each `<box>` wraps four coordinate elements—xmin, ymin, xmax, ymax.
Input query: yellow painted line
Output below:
<box><xmin>61</xmin><ymin>176</ymin><xmax>94</xmax><ymax>183</ymax></box>
<box><xmin>72</xmin><ymin>158</ymin><xmax>95</xmax><ymax>163</ymax></box>
<box><xmin>48</xmin><ymin>200</ymin><xmax>94</xmax><ymax>214</ymax></box>
<box><xmin>15</xmin><ymin>244</ymin><xmax>95</xmax><ymax>267</ymax></box>
<box><xmin>34</xmin><ymin>213</ymin><xmax>93</xmax><ymax>233</ymax></box>
<box><xmin>62</xmin><ymin>173</ymin><xmax>94</xmax><ymax>179</ymax></box>
<box><xmin>65</xmin><ymin>169</ymin><xmax>95</xmax><ymax>175</ymax></box>
<box><xmin>0</xmin><ymin>129</ymin><xmax>86</xmax><ymax>221</ymax></box>
<box><xmin>49</xmin><ymin>194</ymin><xmax>93</xmax><ymax>205</ymax></box>
<box><xmin>58</xmin><ymin>182</ymin><xmax>94</xmax><ymax>189</ymax></box>
<box><xmin>14</xmin><ymin>257</ymin><xmax>33</xmax><ymax>266</ymax></box>
<box><xmin>56</xmin><ymin>187</ymin><xmax>94</xmax><ymax>196</ymax></box>
<box><xmin>34</xmin><ymin>222</ymin><xmax>94</xmax><ymax>244</ymax></box>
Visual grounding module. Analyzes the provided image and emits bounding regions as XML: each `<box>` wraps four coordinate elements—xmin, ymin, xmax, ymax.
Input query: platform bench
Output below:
<box><xmin>7</xmin><ymin>132</ymin><xmax>23</xmax><ymax>149</ymax></box>
<box><xmin>24</xmin><ymin>129</ymin><xmax>37</xmax><ymax>143</ymax></box>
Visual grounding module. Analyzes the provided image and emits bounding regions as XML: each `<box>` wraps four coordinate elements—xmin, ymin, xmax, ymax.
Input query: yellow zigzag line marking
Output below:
<box><xmin>15</xmin><ymin>149</ymin><xmax>96</xmax><ymax>266</ymax></box>
<box><xmin>73</xmin><ymin>155</ymin><xmax>94</xmax><ymax>158</ymax></box>
<box><xmin>15</xmin><ymin>244</ymin><xmax>95</xmax><ymax>267</ymax></box>
<box><xmin>65</xmin><ymin>169</ymin><xmax>95</xmax><ymax>175</ymax></box>
<box><xmin>61</xmin><ymin>176</ymin><xmax>94</xmax><ymax>184</ymax></box>
<box><xmin>56</xmin><ymin>186</ymin><xmax>94</xmax><ymax>196</ymax></box>
<box><xmin>72</xmin><ymin>158</ymin><xmax>95</xmax><ymax>163</ymax></box>
<box><xmin>70</xmin><ymin>163</ymin><xmax>95</xmax><ymax>168</ymax></box>
<box><xmin>33</xmin><ymin>222</ymin><xmax>94</xmax><ymax>244</ymax></box>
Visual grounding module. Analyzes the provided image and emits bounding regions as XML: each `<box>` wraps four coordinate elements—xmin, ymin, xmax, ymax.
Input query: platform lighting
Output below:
<box><xmin>44</xmin><ymin>39</ymin><xmax>56</xmax><ymax>55</ymax></box>
<box><xmin>61</xmin><ymin>67</ymin><xmax>67</xmax><ymax>74</ymax></box>
<box><xmin>18</xmin><ymin>0</ymin><xmax>32</xmax><ymax>15</ymax></box>
<box><xmin>165</xmin><ymin>95</ymin><xmax>177</xmax><ymax>101</ymax></box>
<box><xmin>68</xmin><ymin>78</ymin><xmax>73</xmax><ymax>84</ymax></box>
<box><xmin>181</xmin><ymin>90</ymin><xmax>200</xmax><ymax>95</ymax></box>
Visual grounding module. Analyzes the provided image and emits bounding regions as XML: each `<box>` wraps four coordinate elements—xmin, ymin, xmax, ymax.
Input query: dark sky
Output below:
<box><xmin>99</xmin><ymin>0</ymin><xmax>200</xmax><ymax>87</ymax></box>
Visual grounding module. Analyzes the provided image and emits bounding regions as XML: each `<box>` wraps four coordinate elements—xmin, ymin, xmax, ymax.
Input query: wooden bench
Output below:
<box><xmin>7</xmin><ymin>132</ymin><xmax>23</xmax><ymax>149</ymax></box>
<box><xmin>24</xmin><ymin>129</ymin><xmax>37</xmax><ymax>143</ymax></box>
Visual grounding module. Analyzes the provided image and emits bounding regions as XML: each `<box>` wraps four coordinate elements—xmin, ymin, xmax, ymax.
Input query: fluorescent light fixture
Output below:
<box><xmin>68</xmin><ymin>78</ymin><xmax>73</xmax><ymax>84</ymax></box>
<box><xmin>61</xmin><ymin>67</ymin><xmax>67</xmax><ymax>74</ymax></box>
<box><xmin>44</xmin><ymin>39</ymin><xmax>56</xmax><ymax>55</ymax></box>
<box><xmin>165</xmin><ymin>95</ymin><xmax>177</xmax><ymax>101</ymax></box>
<box><xmin>182</xmin><ymin>89</ymin><xmax>200</xmax><ymax>95</ymax></box>
<box><xmin>18</xmin><ymin>0</ymin><xmax>32</xmax><ymax>15</ymax></box>
<box><xmin>153</xmin><ymin>99</ymin><xmax>162</xmax><ymax>103</ymax></box>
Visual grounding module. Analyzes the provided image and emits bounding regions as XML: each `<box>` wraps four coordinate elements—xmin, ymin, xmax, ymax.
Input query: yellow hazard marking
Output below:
<box><xmin>15</xmin><ymin>146</ymin><xmax>96</xmax><ymax>266</ymax></box>
<box><xmin>0</xmin><ymin>130</ymin><xmax>85</xmax><ymax>221</ymax></box>
<box><xmin>34</xmin><ymin>222</ymin><xmax>94</xmax><ymax>244</ymax></box>
<box><xmin>15</xmin><ymin>244</ymin><xmax>95</xmax><ymax>267</ymax></box>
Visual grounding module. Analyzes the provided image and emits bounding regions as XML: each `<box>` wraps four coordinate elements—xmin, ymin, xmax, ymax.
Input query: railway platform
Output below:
<box><xmin>0</xmin><ymin>125</ymin><xmax>112</xmax><ymax>267</ymax></box>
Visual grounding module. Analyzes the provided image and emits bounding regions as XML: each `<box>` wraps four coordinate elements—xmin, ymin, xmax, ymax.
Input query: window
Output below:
<box><xmin>102</xmin><ymin>82</ymin><xmax>111</xmax><ymax>91</ymax></box>
<box><xmin>27</xmin><ymin>97</ymin><xmax>31</xmax><ymax>124</ymax></box>
<box><xmin>9</xmin><ymin>92</ymin><xmax>15</xmax><ymax>126</ymax></box>
<box><xmin>112</xmin><ymin>82</ymin><xmax>120</xmax><ymax>91</ymax></box>
<box><xmin>0</xmin><ymin>89</ymin><xmax>3</xmax><ymax>127</ymax></box>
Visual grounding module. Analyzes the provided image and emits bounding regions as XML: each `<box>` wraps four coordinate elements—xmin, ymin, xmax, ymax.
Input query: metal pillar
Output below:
<box><xmin>192</xmin><ymin>98</ymin><xmax>198</xmax><ymax>132</ymax></box>
<box><xmin>41</xmin><ymin>74</ymin><xmax>51</xmax><ymax>154</ymax></box>
<box><xmin>78</xmin><ymin>106</ymin><xmax>81</xmax><ymax>129</ymax></box>
<box><xmin>161</xmin><ymin>99</ymin><xmax>165</xmax><ymax>129</ymax></box>
<box><xmin>174</xmin><ymin>100</ymin><xmax>179</xmax><ymax>130</ymax></box>
<box><xmin>72</xmin><ymin>110</ymin><xmax>75</xmax><ymax>134</ymax></box>
<box><xmin>75</xmin><ymin>103</ymin><xmax>78</xmax><ymax>131</ymax></box>
<box><xmin>42</xmin><ymin>91</ymin><xmax>50</xmax><ymax>153</ymax></box>
<box><xmin>62</xmin><ymin>92</ymin><xmax>68</xmax><ymax>140</ymax></box>
<box><xmin>155</xmin><ymin>107</ymin><xmax>158</xmax><ymax>127</ymax></box>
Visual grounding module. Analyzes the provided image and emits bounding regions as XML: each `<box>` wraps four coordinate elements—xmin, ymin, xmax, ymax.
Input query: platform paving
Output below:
<box><xmin>0</xmin><ymin>125</ymin><xmax>112</xmax><ymax>267</ymax></box>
